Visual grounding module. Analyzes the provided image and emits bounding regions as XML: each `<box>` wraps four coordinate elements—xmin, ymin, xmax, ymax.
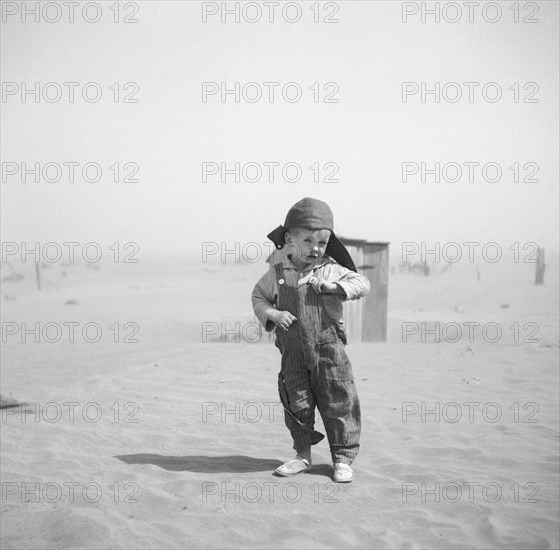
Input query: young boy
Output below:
<box><xmin>251</xmin><ymin>197</ymin><xmax>370</xmax><ymax>483</ymax></box>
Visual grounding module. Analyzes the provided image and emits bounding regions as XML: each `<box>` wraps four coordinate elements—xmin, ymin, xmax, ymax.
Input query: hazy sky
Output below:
<box><xmin>1</xmin><ymin>0</ymin><xmax>558</xmax><ymax>261</ymax></box>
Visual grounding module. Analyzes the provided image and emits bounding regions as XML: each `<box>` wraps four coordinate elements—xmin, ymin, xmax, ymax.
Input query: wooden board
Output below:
<box><xmin>362</xmin><ymin>243</ymin><xmax>389</xmax><ymax>342</ymax></box>
<box><xmin>343</xmin><ymin>244</ymin><xmax>364</xmax><ymax>343</ymax></box>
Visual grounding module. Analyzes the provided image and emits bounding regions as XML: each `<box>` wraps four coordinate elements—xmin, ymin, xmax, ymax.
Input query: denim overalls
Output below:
<box><xmin>274</xmin><ymin>263</ymin><xmax>361</xmax><ymax>465</ymax></box>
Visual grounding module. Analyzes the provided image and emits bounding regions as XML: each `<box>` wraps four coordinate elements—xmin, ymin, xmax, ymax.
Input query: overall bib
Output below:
<box><xmin>274</xmin><ymin>263</ymin><xmax>361</xmax><ymax>465</ymax></box>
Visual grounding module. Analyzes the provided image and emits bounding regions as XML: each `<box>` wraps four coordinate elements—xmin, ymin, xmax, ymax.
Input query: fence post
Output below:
<box><xmin>35</xmin><ymin>263</ymin><xmax>42</xmax><ymax>291</ymax></box>
<box><xmin>535</xmin><ymin>248</ymin><xmax>545</xmax><ymax>285</ymax></box>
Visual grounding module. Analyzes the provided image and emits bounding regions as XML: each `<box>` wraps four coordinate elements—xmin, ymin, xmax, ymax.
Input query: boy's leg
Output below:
<box><xmin>278</xmin><ymin>347</ymin><xmax>323</xmax><ymax>455</ymax></box>
<box><xmin>313</xmin><ymin>342</ymin><xmax>361</xmax><ymax>465</ymax></box>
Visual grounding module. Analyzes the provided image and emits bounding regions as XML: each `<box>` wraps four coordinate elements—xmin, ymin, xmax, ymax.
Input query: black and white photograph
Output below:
<box><xmin>1</xmin><ymin>1</ymin><xmax>559</xmax><ymax>548</ymax></box>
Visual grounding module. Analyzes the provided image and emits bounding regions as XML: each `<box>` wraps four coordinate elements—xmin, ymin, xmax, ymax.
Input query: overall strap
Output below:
<box><xmin>274</xmin><ymin>262</ymin><xmax>298</xmax><ymax>316</ymax></box>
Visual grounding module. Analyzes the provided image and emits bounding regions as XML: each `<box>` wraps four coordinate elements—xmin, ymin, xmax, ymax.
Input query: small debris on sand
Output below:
<box><xmin>0</xmin><ymin>393</ymin><xmax>24</xmax><ymax>409</ymax></box>
<box><xmin>1</xmin><ymin>273</ymin><xmax>24</xmax><ymax>283</ymax></box>
<box><xmin>461</xmin><ymin>345</ymin><xmax>475</xmax><ymax>356</ymax></box>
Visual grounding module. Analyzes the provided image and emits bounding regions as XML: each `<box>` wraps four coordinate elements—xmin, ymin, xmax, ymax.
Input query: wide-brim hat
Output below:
<box><xmin>267</xmin><ymin>197</ymin><xmax>357</xmax><ymax>272</ymax></box>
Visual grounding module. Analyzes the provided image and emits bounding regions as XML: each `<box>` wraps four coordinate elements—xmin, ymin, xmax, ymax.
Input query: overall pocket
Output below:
<box><xmin>317</xmin><ymin>340</ymin><xmax>352</xmax><ymax>380</ymax></box>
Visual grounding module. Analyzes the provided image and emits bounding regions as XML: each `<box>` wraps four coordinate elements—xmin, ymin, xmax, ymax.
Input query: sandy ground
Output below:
<box><xmin>1</xmin><ymin>256</ymin><xmax>558</xmax><ymax>549</ymax></box>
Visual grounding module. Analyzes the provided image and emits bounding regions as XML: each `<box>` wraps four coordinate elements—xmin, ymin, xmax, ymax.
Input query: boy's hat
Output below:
<box><xmin>267</xmin><ymin>197</ymin><xmax>357</xmax><ymax>272</ymax></box>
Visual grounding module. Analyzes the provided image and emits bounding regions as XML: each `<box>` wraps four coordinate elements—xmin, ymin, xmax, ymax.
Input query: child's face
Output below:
<box><xmin>285</xmin><ymin>227</ymin><xmax>331</xmax><ymax>269</ymax></box>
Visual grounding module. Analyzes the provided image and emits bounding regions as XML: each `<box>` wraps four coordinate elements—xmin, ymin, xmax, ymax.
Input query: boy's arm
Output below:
<box><xmin>313</xmin><ymin>263</ymin><xmax>371</xmax><ymax>300</ymax></box>
<box><xmin>251</xmin><ymin>270</ymin><xmax>279</xmax><ymax>332</ymax></box>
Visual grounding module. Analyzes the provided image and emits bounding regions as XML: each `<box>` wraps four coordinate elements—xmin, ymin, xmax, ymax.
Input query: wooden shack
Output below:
<box><xmin>339</xmin><ymin>238</ymin><xmax>389</xmax><ymax>343</ymax></box>
<box><xmin>266</xmin><ymin>237</ymin><xmax>389</xmax><ymax>342</ymax></box>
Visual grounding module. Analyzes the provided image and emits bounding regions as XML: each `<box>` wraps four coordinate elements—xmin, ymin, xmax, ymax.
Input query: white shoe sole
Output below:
<box><xmin>333</xmin><ymin>474</ymin><xmax>353</xmax><ymax>483</ymax></box>
<box><xmin>274</xmin><ymin>459</ymin><xmax>311</xmax><ymax>477</ymax></box>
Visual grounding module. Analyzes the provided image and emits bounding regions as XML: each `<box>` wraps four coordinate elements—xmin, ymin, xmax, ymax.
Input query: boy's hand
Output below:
<box><xmin>269</xmin><ymin>310</ymin><xmax>297</xmax><ymax>331</ymax></box>
<box><xmin>309</xmin><ymin>277</ymin><xmax>338</xmax><ymax>294</ymax></box>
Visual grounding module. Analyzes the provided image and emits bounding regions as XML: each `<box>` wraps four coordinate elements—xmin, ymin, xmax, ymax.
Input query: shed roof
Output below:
<box><xmin>339</xmin><ymin>237</ymin><xmax>391</xmax><ymax>247</ymax></box>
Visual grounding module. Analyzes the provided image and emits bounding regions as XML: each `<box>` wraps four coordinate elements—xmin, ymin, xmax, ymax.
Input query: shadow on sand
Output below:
<box><xmin>114</xmin><ymin>454</ymin><xmax>283</xmax><ymax>473</ymax></box>
<box><xmin>114</xmin><ymin>454</ymin><xmax>334</xmax><ymax>478</ymax></box>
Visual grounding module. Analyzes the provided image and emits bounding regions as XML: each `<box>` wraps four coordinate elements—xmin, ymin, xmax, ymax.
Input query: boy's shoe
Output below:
<box><xmin>333</xmin><ymin>462</ymin><xmax>353</xmax><ymax>483</ymax></box>
<box><xmin>274</xmin><ymin>456</ymin><xmax>312</xmax><ymax>477</ymax></box>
